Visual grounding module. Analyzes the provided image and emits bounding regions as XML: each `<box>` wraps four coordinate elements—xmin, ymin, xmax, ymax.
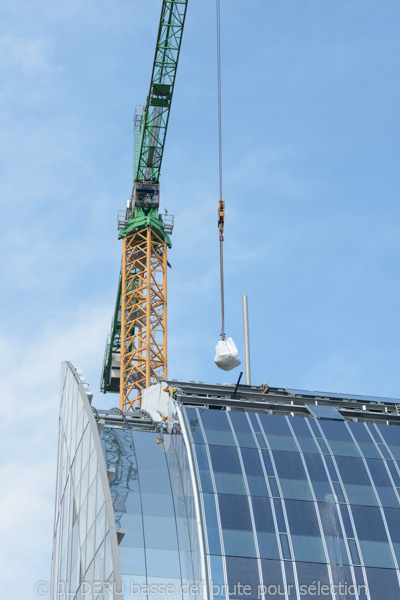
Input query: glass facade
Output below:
<box><xmin>52</xmin><ymin>370</ymin><xmax>400</xmax><ymax>600</ymax></box>
<box><xmin>100</xmin><ymin>426</ymin><xmax>202</xmax><ymax>600</ymax></box>
<box><xmin>51</xmin><ymin>363</ymin><xmax>122</xmax><ymax>600</ymax></box>
<box><xmin>182</xmin><ymin>407</ymin><xmax>400</xmax><ymax>600</ymax></box>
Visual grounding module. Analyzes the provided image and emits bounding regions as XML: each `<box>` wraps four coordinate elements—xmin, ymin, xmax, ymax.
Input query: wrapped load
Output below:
<box><xmin>214</xmin><ymin>337</ymin><xmax>241</xmax><ymax>371</ymax></box>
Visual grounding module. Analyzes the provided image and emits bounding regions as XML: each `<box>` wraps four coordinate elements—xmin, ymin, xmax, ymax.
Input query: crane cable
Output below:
<box><xmin>216</xmin><ymin>0</ymin><xmax>226</xmax><ymax>340</ymax></box>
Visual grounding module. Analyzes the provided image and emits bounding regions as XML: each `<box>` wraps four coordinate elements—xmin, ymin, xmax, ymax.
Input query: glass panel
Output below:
<box><xmin>335</xmin><ymin>456</ymin><xmax>370</xmax><ymax>484</ymax></box>
<box><xmin>319</xmin><ymin>420</ymin><xmax>352</xmax><ymax>441</ymax></box>
<box><xmin>268</xmin><ymin>477</ymin><xmax>280</xmax><ymax>497</ymax></box>
<box><xmin>324</xmin><ymin>455</ymin><xmax>338</xmax><ymax>479</ymax></box>
<box><xmin>260</xmin><ymin>451</ymin><xmax>274</xmax><ymax>476</ymax></box>
<box><xmin>218</xmin><ymin>494</ymin><xmax>252</xmax><ymax>530</ymax></box>
<box><xmin>207</xmin><ymin>526</ymin><xmax>222</xmax><ymax>555</ymax></box>
<box><xmin>384</xmin><ymin>507</ymin><xmax>400</xmax><ymax>542</ymax></box>
<box><xmin>343</xmin><ymin>484</ymin><xmax>378</xmax><ymax>507</ymax></box>
<box><xmin>209</xmin><ymin>445</ymin><xmax>242</xmax><ymax>474</ymax></box>
<box><xmin>235</xmin><ymin>432</ymin><xmax>257</xmax><ymax>448</ymax></box>
<box><xmin>392</xmin><ymin>543</ymin><xmax>400</xmax><ymax>567</ymax></box>
<box><xmin>318</xmin><ymin>502</ymin><xmax>343</xmax><ymax>537</ymax></box>
<box><xmin>279</xmin><ymin>479</ymin><xmax>313</xmax><ymax>501</ymax></box>
<box><xmin>133</xmin><ymin>432</ymin><xmax>167</xmax><ymax>468</ymax></box>
<box><xmin>94</xmin><ymin>540</ymin><xmax>105</xmax><ymax>582</ymax></box>
<box><xmin>110</xmin><ymin>465</ymin><xmax>140</xmax><ymax>494</ymax></box>
<box><xmin>330</xmin><ymin>565</ymin><xmax>354</xmax><ymax>600</ymax></box>
<box><xmin>143</xmin><ymin>515</ymin><xmax>178</xmax><ymax>550</ymax></box>
<box><xmin>339</xmin><ymin>505</ymin><xmax>354</xmax><ymax>537</ymax></box>
<box><xmin>296</xmin><ymin>562</ymin><xmax>332</xmax><ymax>600</ymax></box>
<box><xmin>251</xmin><ymin>497</ymin><xmax>275</xmax><ymax>533</ymax></box>
<box><xmin>297</xmin><ymin>437</ymin><xmax>319</xmax><ymax>453</ymax></box>
<box><xmin>199</xmin><ymin>470</ymin><xmax>214</xmax><ymax>493</ymax></box>
<box><xmin>290</xmin><ymin>418</ymin><xmax>313</xmax><ymax>438</ymax></box>
<box><xmin>257</xmin><ymin>532</ymin><xmax>280</xmax><ymax>559</ymax></box>
<box><xmin>120</xmin><ymin>575</ymin><xmax>147</xmax><ymax>600</ymax></box>
<box><xmin>378</xmin><ymin>444</ymin><xmax>392</xmax><ymax>459</ymax></box>
<box><xmin>284</xmin><ymin>562</ymin><xmax>297</xmax><ymax>600</ymax></box>
<box><xmin>225</xmin><ymin>556</ymin><xmax>260</xmax><ymax>600</ymax></box>
<box><xmin>285</xmin><ymin>500</ymin><xmax>320</xmax><ymax>535</ymax></box>
<box><xmin>365</xmin><ymin>567</ymin><xmax>400</xmax><ymax>600</ymax></box>
<box><xmin>240</xmin><ymin>448</ymin><xmax>263</xmax><ymax>476</ymax></box>
<box><xmin>357</xmin><ymin>442</ymin><xmax>381</xmax><ymax>459</ymax></box>
<box><xmin>348</xmin><ymin>539</ymin><xmax>360</xmax><ymax>565</ymax></box>
<box><xmin>119</xmin><ymin>546</ymin><xmax>146</xmax><ymax>576</ymax></box>
<box><xmin>255</xmin><ymin>433</ymin><xmax>267</xmax><ymax>449</ymax></box>
<box><xmin>312</xmin><ymin>481</ymin><xmax>334</xmax><ymax>502</ymax></box>
<box><xmin>85</xmin><ymin>522</ymin><xmax>95</xmax><ymax>569</ymax></box>
<box><xmin>199</xmin><ymin>409</ymin><xmax>231</xmax><ymax>430</ymax></box>
<box><xmin>291</xmin><ymin>535</ymin><xmax>325</xmax><ymax>563</ymax></box>
<box><xmin>307</xmin><ymin>405</ymin><xmax>344</xmax><ymax>420</ymax></box>
<box><xmin>222</xmin><ymin>529</ymin><xmax>257</xmax><ymax>558</ymax></box>
<box><xmin>194</xmin><ymin>445</ymin><xmax>211</xmax><ymax>471</ymax></box>
<box><xmin>117</xmin><ymin>491</ymin><xmax>142</xmax><ymax>515</ymax></box>
<box><xmin>328</xmin><ymin>440</ymin><xmax>360</xmax><ymax>457</ymax></box>
<box><xmin>248</xmin><ymin>413</ymin><xmax>262</xmax><ymax>433</ymax></box>
<box><xmin>387</xmin><ymin>461</ymin><xmax>400</xmax><ymax>486</ymax></box>
<box><xmin>260</xmin><ymin>559</ymin><xmax>285</xmax><ymax>600</ymax></box>
<box><xmin>259</xmin><ymin>414</ymin><xmax>292</xmax><ymax>436</ymax></box>
<box><xmin>266</xmin><ymin>435</ymin><xmax>298</xmax><ymax>452</ymax></box>
<box><xmin>205</xmin><ymin>430</ymin><xmax>236</xmax><ymax>446</ymax></box>
<box><xmin>303</xmin><ymin>453</ymin><xmax>329</xmax><ymax>481</ymax></box>
<box><xmin>272</xmin><ymin>451</ymin><xmax>307</xmax><ymax>480</ymax></box>
<box><xmin>279</xmin><ymin>533</ymin><xmax>291</xmax><ymax>559</ymax></box>
<box><xmin>316</xmin><ymin>438</ymin><xmax>329</xmax><ymax>454</ymax></box>
<box><xmin>141</xmin><ymin>492</ymin><xmax>174</xmax><ymax>517</ymax></box>
<box><xmin>325</xmin><ymin>537</ymin><xmax>349</xmax><ymax>565</ymax></box>
<box><xmin>87</xmin><ymin>479</ymin><xmax>96</xmax><ymax>531</ymax></box>
<box><xmin>359</xmin><ymin>540</ymin><xmax>394</xmax><ymax>568</ymax></box>
<box><xmin>376</xmin><ymin>425</ymin><xmax>400</xmax><ymax>446</ymax></box>
<box><xmin>376</xmin><ymin>486</ymin><xmax>400</xmax><ymax>508</ymax></box>
<box><xmin>104</xmin><ymin>533</ymin><xmax>113</xmax><ymax>581</ymax></box>
<box><xmin>332</xmin><ymin>482</ymin><xmax>345</xmax><ymax>503</ymax></box>
<box><xmin>229</xmin><ymin>412</ymin><xmax>251</xmax><ymax>432</ymax></box>
<box><xmin>352</xmin><ymin>505</ymin><xmax>388</xmax><ymax>541</ymax></box>
<box><xmin>175</xmin><ymin>518</ymin><xmax>192</xmax><ymax>552</ymax></box>
<box><xmin>113</xmin><ymin>513</ymin><xmax>144</xmax><ymax>547</ymax></box>
<box><xmin>273</xmin><ymin>500</ymin><xmax>286</xmax><ymax>532</ymax></box>
<box><xmin>138</xmin><ymin>467</ymin><xmax>171</xmax><ymax>495</ymax></box>
<box><xmin>214</xmin><ymin>473</ymin><xmax>247</xmax><ymax>495</ymax></box>
<box><xmin>202</xmin><ymin>493</ymin><xmax>219</xmax><ymax>528</ymax></box>
<box><xmin>148</xmin><ymin>577</ymin><xmax>182</xmax><ymax>600</ymax></box>
<box><xmin>94</xmin><ymin>503</ymin><xmax>106</xmax><ymax>553</ymax></box>
<box><xmin>146</xmin><ymin>548</ymin><xmax>181</xmax><ymax>578</ymax></box>
<box><xmin>247</xmin><ymin>475</ymin><xmax>269</xmax><ymax>497</ymax></box>
<box><xmin>366</xmin><ymin>458</ymin><xmax>392</xmax><ymax>486</ymax></box>
<box><xmin>347</xmin><ymin>422</ymin><xmax>373</xmax><ymax>443</ymax></box>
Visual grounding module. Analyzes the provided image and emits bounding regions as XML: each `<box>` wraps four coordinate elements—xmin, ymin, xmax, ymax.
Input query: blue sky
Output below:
<box><xmin>1</xmin><ymin>0</ymin><xmax>400</xmax><ymax>597</ymax></box>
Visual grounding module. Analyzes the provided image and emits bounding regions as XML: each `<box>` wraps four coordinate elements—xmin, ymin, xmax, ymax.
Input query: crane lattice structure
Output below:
<box><xmin>101</xmin><ymin>0</ymin><xmax>189</xmax><ymax>411</ymax></box>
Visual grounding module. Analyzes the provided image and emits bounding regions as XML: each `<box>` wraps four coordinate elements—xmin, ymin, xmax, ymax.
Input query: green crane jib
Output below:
<box><xmin>101</xmin><ymin>0</ymin><xmax>188</xmax><ymax>394</ymax></box>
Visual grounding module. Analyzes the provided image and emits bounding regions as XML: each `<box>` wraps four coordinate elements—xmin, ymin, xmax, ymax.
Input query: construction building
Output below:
<box><xmin>51</xmin><ymin>361</ymin><xmax>400</xmax><ymax>600</ymax></box>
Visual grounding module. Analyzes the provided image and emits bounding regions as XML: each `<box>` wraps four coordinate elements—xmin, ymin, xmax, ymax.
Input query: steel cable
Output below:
<box><xmin>216</xmin><ymin>0</ymin><xmax>225</xmax><ymax>340</ymax></box>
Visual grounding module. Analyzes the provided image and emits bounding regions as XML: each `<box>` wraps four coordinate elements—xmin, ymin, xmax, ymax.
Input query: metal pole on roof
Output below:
<box><xmin>242</xmin><ymin>295</ymin><xmax>251</xmax><ymax>385</ymax></box>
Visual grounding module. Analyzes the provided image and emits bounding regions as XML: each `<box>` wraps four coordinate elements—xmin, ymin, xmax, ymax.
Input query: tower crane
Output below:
<box><xmin>101</xmin><ymin>0</ymin><xmax>189</xmax><ymax>412</ymax></box>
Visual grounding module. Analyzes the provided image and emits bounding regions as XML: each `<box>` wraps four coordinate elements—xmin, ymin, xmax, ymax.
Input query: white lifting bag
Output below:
<box><xmin>214</xmin><ymin>337</ymin><xmax>241</xmax><ymax>371</ymax></box>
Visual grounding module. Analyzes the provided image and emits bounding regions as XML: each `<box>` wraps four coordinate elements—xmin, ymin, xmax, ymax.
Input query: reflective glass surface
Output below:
<box><xmin>102</xmin><ymin>424</ymin><xmax>202</xmax><ymax>600</ymax></box>
<box><xmin>183</xmin><ymin>406</ymin><xmax>400</xmax><ymax>599</ymax></box>
<box><xmin>51</xmin><ymin>364</ymin><xmax>118</xmax><ymax>600</ymax></box>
